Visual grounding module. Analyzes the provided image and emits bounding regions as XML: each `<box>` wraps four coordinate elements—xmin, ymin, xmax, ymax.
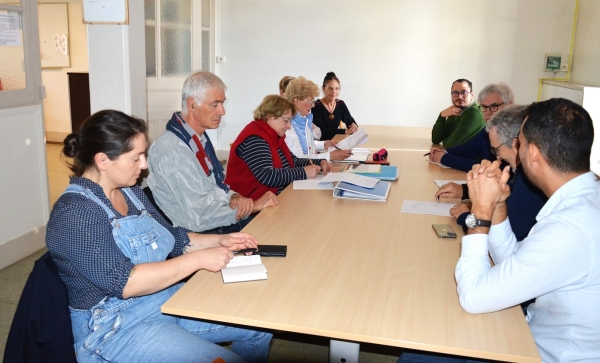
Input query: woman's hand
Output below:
<box><xmin>218</xmin><ymin>232</ymin><xmax>259</xmax><ymax>251</ymax></box>
<box><xmin>330</xmin><ymin>149</ymin><xmax>352</xmax><ymax>161</ymax></box>
<box><xmin>319</xmin><ymin>160</ymin><xmax>334</xmax><ymax>175</ymax></box>
<box><xmin>303</xmin><ymin>165</ymin><xmax>321</xmax><ymax>178</ymax></box>
<box><xmin>193</xmin><ymin>247</ymin><xmax>235</xmax><ymax>272</ymax></box>
<box><xmin>348</xmin><ymin>123</ymin><xmax>358</xmax><ymax>133</ymax></box>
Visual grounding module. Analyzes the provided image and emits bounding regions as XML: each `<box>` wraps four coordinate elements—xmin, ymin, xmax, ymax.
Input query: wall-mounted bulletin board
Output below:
<box><xmin>38</xmin><ymin>3</ymin><xmax>70</xmax><ymax>69</ymax></box>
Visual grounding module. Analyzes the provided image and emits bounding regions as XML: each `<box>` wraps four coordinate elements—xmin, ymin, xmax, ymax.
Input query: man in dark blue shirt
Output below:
<box><xmin>436</xmin><ymin>105</ymin><xmax>547</xmax><ymax>241</ymax></box>
<box><xmin>429</xmin><ymin>83</ymin><xmax>514</xmax><ymax>172</ymax></box>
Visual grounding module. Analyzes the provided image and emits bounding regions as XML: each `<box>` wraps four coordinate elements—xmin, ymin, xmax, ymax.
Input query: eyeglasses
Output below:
<box><xmin>278</xmin><ymin>115</ymin><xmax>292</xmax><ymax>123</ymax></box>
<box><xmin>489</xmin><ymin>137</ymin><xmax>517</xmax><ymax>155</ymax></box>
<box><xmin>451</xmin><ymin>90</ymin><xmax>471</xmax><ymax>98</ymax></box>
<box><xmin>489</xmin><ymin>144</ymin><xmax>504</xmax><ymax>155</ymax></box>
<box><xmin>303</xmin><ymin>99</ymin><xmax>316</xmax><ymax>105</ymax></box>
<box><xmin>479</xmin><ymin>103</ymin><xmax>505</xmax><ymax>112</ymax></box>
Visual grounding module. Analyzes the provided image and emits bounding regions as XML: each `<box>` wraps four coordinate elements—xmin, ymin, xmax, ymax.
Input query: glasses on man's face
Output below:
<box><xmin>479</xmin><ymin>103</ymin><xmax>505</xmax><ymax>112</ymax></box>
<box><xmin>451</xmin><ymin>90</ymin><xmax>471</xmax><ymax>98</ymax></box>
<box><xmin>303</xmin><ymin>99</ymin><xmax>315</xmax><ymax>105</ymax></box>
<box><xmin>489</xmin><ymin>144</ymin><xmax>504</xmax><ymax>156</ymax></box>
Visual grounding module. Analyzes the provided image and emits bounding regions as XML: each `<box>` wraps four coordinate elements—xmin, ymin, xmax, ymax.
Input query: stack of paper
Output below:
<box><xmin>319</xmin><ymin>172</ymin><xmax>380</xmax><ymax>188</ymax></box>
<box><xmin>333</xmin><ymin>181</ymin><xmax>391</xmax><ymax>201</ymax></box>
<box><xmin>346</xmin><ymin>165</ymin><xmax>399</xmax><ymax>181</ymax></box>
<box><xmin>293</xmin><ymin>175</ymin><xmax>334</xmax><ymax>190</ymax></box>
<box><xmin>221</xmin><ymin>255</ymin><xmax>267</xmax><ymax>283</ymax></box>
<box><xmin>345</xmin><ymin>164</ymin><xmax>382</xmax><ymax>174</ymax></box>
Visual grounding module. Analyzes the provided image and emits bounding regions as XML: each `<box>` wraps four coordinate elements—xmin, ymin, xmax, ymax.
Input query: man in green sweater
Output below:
<box><xmin>432</xmin><ymin>78</ymin><xmax>485</xmax><ymax>148</ymax></box>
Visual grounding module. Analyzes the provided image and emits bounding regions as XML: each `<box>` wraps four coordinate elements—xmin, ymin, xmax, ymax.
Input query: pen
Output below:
<box><xmin>334</xmin><ymin>146</ymin><xmax>341</xmax><ymax>150</ymax></box>
<box><xmin>423</xmin><ymin>152</ymin><xmax>430</xmax><ymax>156</ymax></box>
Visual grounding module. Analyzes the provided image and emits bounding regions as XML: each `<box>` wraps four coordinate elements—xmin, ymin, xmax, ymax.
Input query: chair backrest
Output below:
<box><xmin>143</xmin><ymin>186</ymin><xmax>173</xmax><ymax>225</ymax></box>
<box><xmin>3</xmin><ymin>251</ymin><xmax>77</xmax><ymax>363</ymax></box>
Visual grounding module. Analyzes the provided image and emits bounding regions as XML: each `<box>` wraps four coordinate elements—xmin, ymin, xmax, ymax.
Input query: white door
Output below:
<box><xmin>0</xmin><ymin>0</ymin><xmax>48</xmax><ymax>268</ymax></box>
<box><xmin>145</xmin><ymin>0</ymin><xmax>215</xmax><ymax>144</ymax></box>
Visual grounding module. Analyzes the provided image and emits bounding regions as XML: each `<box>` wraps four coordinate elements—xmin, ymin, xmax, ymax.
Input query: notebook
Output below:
<box><xmin>333</xmin><ymin>181</ymin><xmax>391</xmax><ymax>201</ymax></box>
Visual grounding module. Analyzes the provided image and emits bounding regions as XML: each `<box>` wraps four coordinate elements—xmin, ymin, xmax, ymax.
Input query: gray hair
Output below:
<box><xmin>477</xmin><ymin>83</ymin><xmax>514</xmax><ymax>105</ymax></box>
<box><xmin>486</xmin><ymin>104</ymin><xmax>528</xmax><ymax>147</ymax></box>
<box><xmin>181</xmin><ymin>71</ymin><xmax>227</xmax><ymax>116</ymax></box>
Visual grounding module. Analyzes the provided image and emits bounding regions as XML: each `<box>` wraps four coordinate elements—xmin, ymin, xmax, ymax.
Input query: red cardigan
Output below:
<box><xmin>225</xmin><ymin>120</ymin><xmax>294</xmax><ymax>200</ymax></box>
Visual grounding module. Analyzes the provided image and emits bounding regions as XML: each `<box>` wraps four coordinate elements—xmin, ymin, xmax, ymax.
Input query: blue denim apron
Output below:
<box><xmin>62</xmin><ymin>185</ymin><xmax>265</xmax><ymax>363</ymax></box>
<box><xmin>63</xmin><ymin>184</ymin><xmax>184</xmax><ymax>361</ymax></box>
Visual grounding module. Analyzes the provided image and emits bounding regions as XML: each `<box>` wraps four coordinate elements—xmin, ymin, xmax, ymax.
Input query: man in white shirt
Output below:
<box><xmin>456</xmin><ymin>98</ymin><xmax>600</xmax><ymax>362</ymax></box>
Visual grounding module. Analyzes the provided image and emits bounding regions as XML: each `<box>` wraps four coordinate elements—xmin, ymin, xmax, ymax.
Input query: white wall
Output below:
<box><xmin>40</xmin><ymin>0</ymin><xmax>88</xmax><ymax>141</ymax></box>
<box><xmin>214</xmin><ymin>0</ymin><xmax>575</xmax><ymax>148</ymax></box>
<box><xmin>570</xmin><ymin>0</ymin><xmax>600</xmax><ymax>86</ymax></box>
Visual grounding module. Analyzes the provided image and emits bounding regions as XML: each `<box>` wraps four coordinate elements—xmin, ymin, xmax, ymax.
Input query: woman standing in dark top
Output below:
<box><xmin>312</xmin><ymin>72</ymin><xmax>359</xmax><ymax>140</ymax></box>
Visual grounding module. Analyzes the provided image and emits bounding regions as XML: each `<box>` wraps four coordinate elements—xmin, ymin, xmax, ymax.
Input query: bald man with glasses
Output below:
<box><xmin>431</xmin><ymin>79</ymin><xmax>485</xmax><ymax>148</ymax></box>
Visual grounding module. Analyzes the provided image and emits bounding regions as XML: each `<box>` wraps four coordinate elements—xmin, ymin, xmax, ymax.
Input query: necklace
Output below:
<box><xmin>322</xmin><ymin>98</ymin><xmax>336</xmax><ymax>120</ymax></box>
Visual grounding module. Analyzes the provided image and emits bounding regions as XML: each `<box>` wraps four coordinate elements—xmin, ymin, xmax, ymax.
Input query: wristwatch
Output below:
<box><xmin>465</xmin><ymin>213</ymin><xmax>492</xmax><ymax>229</ymax></box>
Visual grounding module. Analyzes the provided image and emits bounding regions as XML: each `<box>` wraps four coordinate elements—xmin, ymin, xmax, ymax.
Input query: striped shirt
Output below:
<box><xmin>236</xmin><ymin>136</ymin><xmax>320</xmax><ymax>194</ymax></box>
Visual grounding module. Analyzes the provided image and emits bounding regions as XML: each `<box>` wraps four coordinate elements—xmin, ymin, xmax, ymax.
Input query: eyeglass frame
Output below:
<box><xmin>302</xmin><ymin>98</ymin><xmax>316</xmax><ymax>105</ymax></box>
<box><xmin>479</xmin><ymin>102</ymin><xmax>505</xmax><ymax>113</ymax></box>
<box><xmin>276</xmin><ymin>115</ymin><xmax>292</xmax><ymax>123</ymax></box>
<box><xmin>489</xmin><ymin>137</ymin><xmax>518</xmax><ymax>155</ymax></box>
<box><xmin>450</xmin><ymin>90</ymin><xmax>471</xmax><ymax>98</ymax></box>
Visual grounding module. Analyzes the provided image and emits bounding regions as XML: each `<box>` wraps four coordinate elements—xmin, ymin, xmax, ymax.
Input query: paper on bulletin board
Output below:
<box><xmin>0</xmin><ymin>13</ymin><xmax>21</xmax><ymax>46</ymax></box>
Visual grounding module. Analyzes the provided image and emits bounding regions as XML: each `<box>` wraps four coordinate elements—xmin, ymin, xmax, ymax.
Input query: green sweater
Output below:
<box><xmin>431</xmin><ymin>102</ymin><xmax>485</xmax><ymax>148</ymax></box>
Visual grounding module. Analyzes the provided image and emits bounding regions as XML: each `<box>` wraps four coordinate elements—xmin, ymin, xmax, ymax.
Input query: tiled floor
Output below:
<box><xmin>0</xmin><ymin>143</ymin><xmax>400</xmax><ymax>362</ymax></box>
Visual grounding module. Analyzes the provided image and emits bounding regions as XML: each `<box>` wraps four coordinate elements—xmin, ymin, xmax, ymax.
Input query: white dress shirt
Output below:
<box><xmin>456</xmin><ymin>172</ymin><xmax>600</xmax><ymax>362</ymax></box>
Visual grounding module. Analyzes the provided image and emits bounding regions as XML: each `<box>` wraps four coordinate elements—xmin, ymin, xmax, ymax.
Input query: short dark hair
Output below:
<box><xmin>63</xmin><ymin>110</ymin><xmax>147</xmax><ymax>176</ymax></box>
<box><xmin>522</xmin><ymin>98</ymin><xmax>593</xmax><ymax>173</ymax></box>
<box><xmin>452</xmin><ymin>78</ymin><xmax>472</xmax><ymax>92</ymax></box>
<box><xmin>322</xmin><ymin>71</ymin><xmax>340</xmax><ymax>88</ymax></box>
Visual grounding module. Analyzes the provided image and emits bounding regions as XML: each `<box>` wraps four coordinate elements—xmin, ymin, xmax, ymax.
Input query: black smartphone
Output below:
<box><xmin>254</xmin><ymin>245</ymin><xmax>287</xmax><ymax>257</ymax></box>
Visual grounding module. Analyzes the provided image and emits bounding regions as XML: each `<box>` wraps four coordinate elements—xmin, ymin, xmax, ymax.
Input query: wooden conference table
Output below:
<box><xmin>162</xmin><ymin>127</ymin><xmax>540</xmax><ymax>363</ymax></box>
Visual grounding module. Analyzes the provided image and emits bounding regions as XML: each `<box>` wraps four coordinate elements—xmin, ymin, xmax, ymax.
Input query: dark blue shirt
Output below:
<box><xmin>46</xmin><ymin>177</ymin><xmax>190</xmax><ymax>309</ymax></box>
<box><xmin>440</xmin><ymin>128</ymin><xmax>496</xmax><ymax>172</ymax></box>
<box><xmin>458</xmin><ymin>165</ymin><xmax>548</xmax><ymax>241</ymax></box>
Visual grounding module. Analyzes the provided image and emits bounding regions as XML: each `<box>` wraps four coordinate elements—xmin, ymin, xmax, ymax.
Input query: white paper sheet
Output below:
<box><xmin>330</xmin><ymin>129</ymin><xmax>369</xmax><ymax>150</ymax></box>
<box><xmin>434</xmin><ymin>179</ymin><xmax>467</xmax><ymax>188</ymax></box>
<box><xmin>426</xmin><ymin>159</ymin><xmax>451</xmax><ymax>169</ymax></box>
<box><xmin>401</xmin><ymin>200</ymin><xmax>454</xmax><ymax>216</ymax></box>
<box><xmin>319</xmin><ymin>172</ymin><xmax>379</xmax><ymax>188</ymax></box>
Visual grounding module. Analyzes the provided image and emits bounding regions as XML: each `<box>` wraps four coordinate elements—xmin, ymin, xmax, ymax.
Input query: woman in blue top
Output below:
<box><xmin>46</xmin><ymin>110</ymin><xmax>272</xmax><ymax>363</ymax></box>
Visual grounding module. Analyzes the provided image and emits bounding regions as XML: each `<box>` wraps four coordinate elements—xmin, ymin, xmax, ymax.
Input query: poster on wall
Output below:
<box><xmin>0</xmin><ymin>13</ymin><xmax>22</xmax><ymax>46</ymax></box>
<box><xmin>38</xmin><ymin>3</ymin><xmax>70</xmax><ymax>68</ymax></box>
<box><xmin>83</xmin><ymin>0</ymin><xmax>128</xmax><ymax>24</ymax></box>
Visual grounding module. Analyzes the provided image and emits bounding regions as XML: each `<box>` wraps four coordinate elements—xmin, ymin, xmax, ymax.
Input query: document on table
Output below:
<box><xmin>434</xmin><ymin>180</ymin><xmax>467</xmax><ymax>188</ymax></box>
<box><xmin>221</xmin><ymin>255</ymin><xmax>267</xmax><ymax>283</ymax></box>
<box><xmin>426</xmin><ymin>159</ymin><xmax>450</xmax><ymax>169</ymax></box>
<box><xmin>319</xmin><ymin>172</ymin><xmax>379</xmax><ymax>188</ymax></box>
<box><xmin>293</xmin><ymin>175</ymin><xmax>334</xmax><ymax>190</ymax></box>
<box><xmin>329</xmin><ymin>129</ymin><xmax>368</xmax><ymax>151</ymax></box>
<box><xmin>401</xmin><ymin>200</ymin><xmax>453</xmax><ymax>216</ymax></box>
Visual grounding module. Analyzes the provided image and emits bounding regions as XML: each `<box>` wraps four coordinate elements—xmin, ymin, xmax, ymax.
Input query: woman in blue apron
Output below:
<box><xmin>46</xmin><ymin>110</ymin><xmax>271</xmax><ymax>363</ymax></box>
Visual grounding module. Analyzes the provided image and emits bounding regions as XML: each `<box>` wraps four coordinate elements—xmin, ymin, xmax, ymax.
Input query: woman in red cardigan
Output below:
<box><xmin>225</xmin><ymin>95</ymin><xmax>333</xmax><ymax>200</ymax></box>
